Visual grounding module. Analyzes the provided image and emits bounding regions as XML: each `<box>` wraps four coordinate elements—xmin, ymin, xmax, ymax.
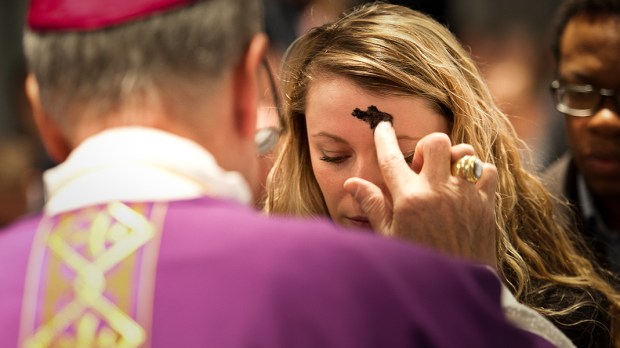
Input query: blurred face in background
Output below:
<box><xmin>558</xmin><ymin>14</ymin><xmax>620</xmax><ymax>198</ymax></box>
<box><xmin>305</xmin><ymin>75</ymin><xmax>449</xmax><ymax>229</ymax></box>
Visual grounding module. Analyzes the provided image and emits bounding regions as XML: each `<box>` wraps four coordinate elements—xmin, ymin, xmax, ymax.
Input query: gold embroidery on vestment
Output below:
<box><xmin>20</xmin><ymin>202</ymin><xmax>165</xmax><ymax>348</ymax></box>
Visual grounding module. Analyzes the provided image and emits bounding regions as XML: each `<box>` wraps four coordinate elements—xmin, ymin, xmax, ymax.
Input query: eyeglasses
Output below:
<box><xmin>255</xmin><ymin>126</ymin><xmax>281</xmax><ymax>155</ymax></box>
<box><xmin>550</xmin><ymin>80</ymin><xmax>620</xmax><ymax>117</ymax></box>
<box><xmin>255</xmin><ymin>58</ymin><xmax>284</xmax><ymax>156</ymax></box>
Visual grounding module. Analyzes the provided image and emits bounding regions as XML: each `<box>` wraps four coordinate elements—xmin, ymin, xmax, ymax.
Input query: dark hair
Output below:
<box><xmin>552</xmin><ymin>0</ymin><xmax>620</xmax><ymax>64</ymax></box>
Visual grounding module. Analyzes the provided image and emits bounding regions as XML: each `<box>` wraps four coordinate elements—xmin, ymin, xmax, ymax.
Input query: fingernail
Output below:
<box><xmin>374</xmin><ymin>121</ymin><xmax>392</xmax><ymax>135</ymax></box>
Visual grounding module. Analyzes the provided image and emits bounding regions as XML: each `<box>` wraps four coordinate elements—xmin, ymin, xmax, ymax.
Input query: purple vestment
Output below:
<box><xmin>0</xmin><ymin>196</ymin><xmax>555</xmax><ymax>347</ymax></box>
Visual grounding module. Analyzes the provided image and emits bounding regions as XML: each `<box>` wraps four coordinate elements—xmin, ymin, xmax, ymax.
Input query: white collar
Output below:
<box><xmin>44</xmin><ymin>127</ymin><xmax>251</xmax><ymax>215</ymax></box>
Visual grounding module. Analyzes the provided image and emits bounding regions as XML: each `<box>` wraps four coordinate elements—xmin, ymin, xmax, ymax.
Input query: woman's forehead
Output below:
<box><xmin>304</xmin><ymin>76</ymin><xmax>449</xmax><ymax>137</ymax></box>
<box><xmin>306</xmin><ymin>76</ymin><xmax>436</xmax><ymax>117</ymax></box>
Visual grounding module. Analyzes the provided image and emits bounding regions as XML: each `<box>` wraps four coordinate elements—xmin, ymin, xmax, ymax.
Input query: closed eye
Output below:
<box><xmin>321</xmin><ymin>153</ymin><xmax>411</xmax><ymax>164</ymax></box>
<box><xmin>320</xmin><ymin>155</ymin><xmax>350</xmax><ymax>164</ymax></box>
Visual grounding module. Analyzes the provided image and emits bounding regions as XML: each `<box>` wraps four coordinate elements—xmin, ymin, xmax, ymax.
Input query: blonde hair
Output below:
<box><xmin>266</xmin><ymin>2</ymin><xmax>619</xmax><ymax>343</ymax></box>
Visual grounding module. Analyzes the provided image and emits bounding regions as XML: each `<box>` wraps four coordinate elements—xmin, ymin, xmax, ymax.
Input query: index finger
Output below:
<box><xmin>374</xmin><ymin>121</ymin><xmax>416</xmax><ymax>194</ymax></box>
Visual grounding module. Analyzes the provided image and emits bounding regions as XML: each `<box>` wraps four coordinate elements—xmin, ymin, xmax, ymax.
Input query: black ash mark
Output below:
<box><xmin>351</xmin><ymin>105</ymin><xmax>393</xmax><ymax>130</ymax></box>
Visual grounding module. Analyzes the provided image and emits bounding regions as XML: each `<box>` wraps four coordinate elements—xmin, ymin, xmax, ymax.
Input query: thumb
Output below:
<box><xmin>343</xmin><ymin>177</ymin><xmax>392</xmax><ymax>235</ymax></box>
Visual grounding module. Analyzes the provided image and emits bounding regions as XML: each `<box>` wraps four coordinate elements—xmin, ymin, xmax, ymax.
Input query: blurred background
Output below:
<box><xmin>0</xmin><ymin>0</ymin><xmax>567</xmax><ymax>225</ymax></box>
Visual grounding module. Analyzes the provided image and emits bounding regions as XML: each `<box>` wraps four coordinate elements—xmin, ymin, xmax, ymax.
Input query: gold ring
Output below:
<box><xmin>451</xmin><ymin>155</ymin><xmax>483</xmax><ymax>183</ymax></box>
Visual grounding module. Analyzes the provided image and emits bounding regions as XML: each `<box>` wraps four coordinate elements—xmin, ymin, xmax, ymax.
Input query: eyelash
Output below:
<box><xmin>320</xmin><ymin>155</ymin><xmax>350</xmax><ymax>164</ymax></box>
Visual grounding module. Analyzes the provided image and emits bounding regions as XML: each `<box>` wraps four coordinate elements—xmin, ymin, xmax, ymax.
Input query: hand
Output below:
<box><xmin>343</xmin><ymin>122</ymin><xmax>498</xmax><ymax>268</ymax></box>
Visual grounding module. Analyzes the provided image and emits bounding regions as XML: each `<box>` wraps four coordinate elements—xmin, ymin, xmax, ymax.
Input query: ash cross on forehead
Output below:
<box><xmin>352</xmin><ymin>105</ymin><xmax>394</xmax><ymax>130</ymax></box>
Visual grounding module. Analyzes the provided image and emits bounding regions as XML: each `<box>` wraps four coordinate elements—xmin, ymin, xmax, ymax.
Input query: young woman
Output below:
<box><xmin>266</xmin><ymin>3</ymin><xmax>619</xmax><ymax>347</ymax></box>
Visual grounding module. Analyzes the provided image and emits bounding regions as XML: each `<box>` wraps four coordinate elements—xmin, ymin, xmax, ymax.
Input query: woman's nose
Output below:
<box><xmin>354</xmin><ymin>155</ymin><xmax>389</xmax><ymax>195</ymax></box>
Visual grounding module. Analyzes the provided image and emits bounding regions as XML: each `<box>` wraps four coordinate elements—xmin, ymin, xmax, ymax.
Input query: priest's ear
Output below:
<box><xmin>232</xmin><ymin>33</ymin><xmax>268</xmax><ymax>141</ymax></box>
<box><xmin>25</xmin><ymin>74</ymin><xmax>71</xmax><ymax>163</ymax></box>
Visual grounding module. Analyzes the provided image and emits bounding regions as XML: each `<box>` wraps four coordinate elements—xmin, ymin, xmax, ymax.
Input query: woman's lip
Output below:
<box><xmin>346</xmin><ymin>216</ymin><xmax>371</xmax><ymax>228</ymax></box>
<box><xmin>348</xmin><ymin>216</ymin><xmax>369</xmax><ymax>222</ymax></box>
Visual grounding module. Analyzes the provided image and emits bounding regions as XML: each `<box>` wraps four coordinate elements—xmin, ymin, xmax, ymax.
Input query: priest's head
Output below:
<box><xmin>23</xmin><ymin>0</ymin><xmax>267</xmax><ymax>199</ymax></box>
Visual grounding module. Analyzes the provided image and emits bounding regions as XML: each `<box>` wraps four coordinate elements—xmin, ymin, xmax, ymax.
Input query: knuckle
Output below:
<box><xmin>379</xmin><ymin>152</ymin><xmax>405</xmax><ymax>171</ymax></box>
<box><xmin>458</xmin><ymin>143</ymin><xmax>475</xmax><ymax>153</ymax></box>
<box><xmin>360</xmin><ymin>194</ymin><xmax>381</xmax><ymax>210</ymax></box>
<box><xmin>426</xmin><ymin>132</ymin><xmax>452</xmax><ymax>148</ymax></box>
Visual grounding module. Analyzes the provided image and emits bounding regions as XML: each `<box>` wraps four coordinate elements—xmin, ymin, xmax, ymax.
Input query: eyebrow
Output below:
<box><xmin>311</xmin><ymin>132</ymin><xmax>348</xmax><ymax>143</ymax></box>
<box><xmin>311</xmin><ymin>131</ymin><xmax>419</xmax><ymax>142</ymax></box>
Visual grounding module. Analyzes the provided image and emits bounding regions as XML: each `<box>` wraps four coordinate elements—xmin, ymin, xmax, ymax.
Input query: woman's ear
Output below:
<box><xmin>25</xmin><ymin>74</ymin><xmax>71</xmax><ymax>163</ymax></box>
<box><xmin>232</xmin><ymin>33</ymin><xmax>269</xmax><ymax>140</ymax></box>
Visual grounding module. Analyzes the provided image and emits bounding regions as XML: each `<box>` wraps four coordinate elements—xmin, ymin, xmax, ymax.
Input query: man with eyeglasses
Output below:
<box><xmin>545</xmin><ymin>0</ymin><xmax>620</xmax><ymax>282</ymax></box>
<box><xmin>0</xmin><ymin>0</ymin><xmax>559</xmax><ymax>347</ymax></box>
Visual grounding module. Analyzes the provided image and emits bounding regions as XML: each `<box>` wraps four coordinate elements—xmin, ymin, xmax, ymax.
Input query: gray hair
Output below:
<box><xmin>24</xmin><ymin>0</ymin><xmax>263</xmax><ymax>130</ymax></box>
